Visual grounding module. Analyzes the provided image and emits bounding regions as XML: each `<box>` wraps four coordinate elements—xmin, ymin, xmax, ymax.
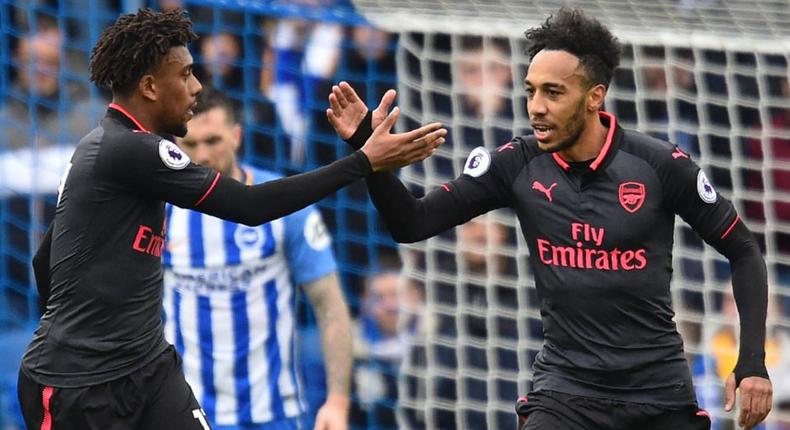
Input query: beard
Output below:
<box><xmin>166</xmin><ymin>117</ymin><xmax>189</xmax><ymax>138</ymax></box>
<box><xmin>536</xmin><ymin>97</ymin><xmax>587</xmax><ymax>154</ymax></box>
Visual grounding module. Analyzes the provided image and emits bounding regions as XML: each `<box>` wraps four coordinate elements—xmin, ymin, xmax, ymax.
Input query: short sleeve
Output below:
<box><xmin>658</xmin><ymin>145</ymin><xmax>738</xmax><ymax>241</ymax></box>
<box><xmin>283</xmin><ymin>205</ymin><xmax>337</xmax><ymax>285</ymax></box>
<box><xmin>97</xmin><ymin>134</ymin><xmax>218</xmax><ymax>208</ymax></box>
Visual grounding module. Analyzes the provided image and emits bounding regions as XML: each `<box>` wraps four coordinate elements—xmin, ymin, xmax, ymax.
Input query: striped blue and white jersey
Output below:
<box><xmin>162</xmin><ymin>165</ymin><xmax>337</xmax><ymax>427</ymax></box>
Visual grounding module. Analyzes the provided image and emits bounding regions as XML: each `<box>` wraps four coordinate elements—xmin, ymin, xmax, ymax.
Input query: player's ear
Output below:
<box><xmin>587</xmin><ymin>83</ymin><xmax>606</xmax><ymax>112</ymax></box>
<box><xmin>232</xmin><ymin>124</ymin><xmax>242</xmax><ymax>151</ymax></box>
<box><xmin>139</xmin><ymin>74</ymin><xmax>157</xmax><ymax>102</ymax></box>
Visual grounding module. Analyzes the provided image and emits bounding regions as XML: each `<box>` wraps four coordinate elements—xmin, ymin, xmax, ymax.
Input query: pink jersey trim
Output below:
<box><xmin>195</xmin><ymin>172</ymin><xmax>221</xmax><ymax>207</ymax></box>
<box><xmin>108</xmin><ymin>103</ymin><xmax>149</xmax><ymax>132</ymax></box>
<box><xmin>721</xmin><ymin>216</ymin><xmax>740</xmax><ymax>239</ymax></box>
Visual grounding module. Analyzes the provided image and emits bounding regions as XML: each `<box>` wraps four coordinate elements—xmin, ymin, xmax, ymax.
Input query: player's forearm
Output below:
<box><xmin>366</xmin><ymin>172</ymin><xmax>461</xmax><ymax>243</ymax></box>
<box><xmin>196</xmin><ymin>151</ymin><xmax>371</xmax><ymax>226</ymax></box>
<box><xmin>304</xmin><ymin>274</ymin><xmax>353</xmax><ymax>399</ymax></box>
<box><xmin>713</xmin><ymin>220</ymin><xmax>769</xmax><ymax>384</ymax></box>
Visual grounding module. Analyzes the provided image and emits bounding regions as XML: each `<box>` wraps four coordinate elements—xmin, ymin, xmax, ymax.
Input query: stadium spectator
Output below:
<box><xmin>1</xmin><ymin>26</ymin><xmax>96</xmax><ymax>151</ymax></box>
<box><xmin>265</xmin><ymin>18</ymin><xmax>343</xmax><ymax>163</ymax></box>
<box><xmin>195</xmin><ymin>31</ymin><xmax>244</xmax><ymax>92</ymax></box>
<box><xmin>349</xmin><ymin>266</ymin><xmax>423</xmax><ymax>429</ymax></box>
<box><xmin>163</xmin><ymin>88</ymin><xmax>353</xmax><ymax>429</ymax></box>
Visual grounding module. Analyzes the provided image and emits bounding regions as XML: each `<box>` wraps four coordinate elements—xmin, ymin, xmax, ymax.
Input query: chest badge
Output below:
<box><xmin>532</xmin><ymin>181</ymin><xmax>557</xmax><ymax>202</ymax></box>
<box><xmin>619</xmin><ymin>182</ymin><xmax>646</xmax><ymax>213</ymax></box>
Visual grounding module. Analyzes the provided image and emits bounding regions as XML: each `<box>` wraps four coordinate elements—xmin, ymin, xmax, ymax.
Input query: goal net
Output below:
<box><xmin>351</xmin><ymin>0</ymin><xmax>790</xmax><ymax>428</ymax></box>
<box><xmin>1</xmin><ymin>0</ymin><xmax>789</xmax><ymax>428</ymax></box>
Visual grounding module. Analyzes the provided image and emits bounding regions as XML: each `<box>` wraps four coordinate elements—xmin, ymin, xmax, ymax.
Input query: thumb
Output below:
<box><xmin>376</xmin><ymin>89</ymin><xmax>397</xmax><ymax>114</ymax></box>
<box><xmin>374</xmin><ymin>106</ymin><xmax>399</xmax><ymax>135</ymax></box>
<box><xmin>724</xmin><ymin>373</ymin><xmax>737</xmax><ymax>411</ymax></box>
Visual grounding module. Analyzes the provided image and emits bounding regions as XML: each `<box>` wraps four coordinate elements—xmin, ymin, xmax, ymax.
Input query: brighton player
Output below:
<box><xmin>163</xmin><ymin>89</ymin><xmax>351</xmax><ymax>430</ymax></box>
<box><xmin>19</xmin><ymin>8</ymin><xmax>445</xmax><ymax>429</ymax></box>
<box><xmin>326</xmin><ymin>8</ymin><xmax>772</xmax><ymax>430</ymax></box>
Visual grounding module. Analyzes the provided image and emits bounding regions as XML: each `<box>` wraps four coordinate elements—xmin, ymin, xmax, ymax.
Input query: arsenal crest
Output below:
<box><xmin>619</xmin><ymin>182</ymin><xmax>646</xmax><ymax>213</ymax></box>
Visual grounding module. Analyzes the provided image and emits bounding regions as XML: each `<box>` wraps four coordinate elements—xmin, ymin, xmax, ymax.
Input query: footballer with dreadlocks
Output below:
<box><xmin>17</xmin><ymin>8</ymin><xmax>445</xmax><ymax>429</ymax></box>
<box><xmin>325</xmin><ymin>7</ymin><xmax>772</xmax><ymax>430</ymax></box>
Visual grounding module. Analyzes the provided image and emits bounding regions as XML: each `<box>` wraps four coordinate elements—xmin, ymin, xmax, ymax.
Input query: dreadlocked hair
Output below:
<box><xmin>90</xmin><ymin>8</ymin><xmax>198</xmax><ymax>96</ymax></box>
<box><xmin>525</xmin><ymin>7</ymin><xmax>621</xmax><ymax>88</ymax></box>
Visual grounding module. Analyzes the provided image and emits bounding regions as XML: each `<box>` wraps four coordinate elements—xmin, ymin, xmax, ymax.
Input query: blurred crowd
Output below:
<box><xmin>0</xmin><ymin>0</ymin><xmax>788</xmax><ymax>429</ymax></box>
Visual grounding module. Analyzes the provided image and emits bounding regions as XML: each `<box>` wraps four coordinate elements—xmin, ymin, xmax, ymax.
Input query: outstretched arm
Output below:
<box><xmin>194</xmin><ymin>107</ymin><xmax>444</xmax><ymax>226</ymax></box>
<box><xmin>326</xmin><ymin>82</ymin><xmax>508</xmax><ymax>243</ymax></box>
<box><xmin>303</xmin><ymin>273</ymin><xmax>352</xmax><ymax>430</ymax></box>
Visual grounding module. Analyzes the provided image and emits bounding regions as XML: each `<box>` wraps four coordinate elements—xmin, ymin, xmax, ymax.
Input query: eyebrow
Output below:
<box><xmin>524</xmin><ymin>80</ymin><xmax>568</xmax><ymax>90</ymax></box>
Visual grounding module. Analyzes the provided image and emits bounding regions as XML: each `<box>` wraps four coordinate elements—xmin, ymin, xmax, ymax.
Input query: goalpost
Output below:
<box><xmin>351</xmin><ymin>0</ymin><xmax>790</xmax><ymax>428</ymax></box>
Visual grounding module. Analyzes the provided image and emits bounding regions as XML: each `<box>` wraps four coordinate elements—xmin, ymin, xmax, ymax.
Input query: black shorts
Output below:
<box><xmin>18</xmin><ymin>345</ymin><xmax>210</xmax><ymax>430</ymax></box>
<box><xmin>516</xmin><ymin>390</ymin><xmax>711</xmax><ymax>430</ymax></box>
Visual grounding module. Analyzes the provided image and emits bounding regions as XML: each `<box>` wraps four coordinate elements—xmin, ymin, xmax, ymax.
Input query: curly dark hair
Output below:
<box><xmin>525</xmin><ymin>7</ymin><xmax>621</xmax><ymax>88</ymax></box>
<box><xmin>90</xmin><ymin>8</ymin><xmax>198</xmax><ymax>96</ymax></box>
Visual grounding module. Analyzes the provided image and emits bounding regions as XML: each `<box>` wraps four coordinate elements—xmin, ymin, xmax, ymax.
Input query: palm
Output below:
<box><xmin>327</xmin><ymin>81</ymin><xmax>395</xmax><ymax>139</ymax></box>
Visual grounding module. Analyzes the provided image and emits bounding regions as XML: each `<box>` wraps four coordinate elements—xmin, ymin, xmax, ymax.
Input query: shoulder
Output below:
<box><xmin>617</xmin><ymin>129</ymin><xmax>684</xmax><ymax>168</ymax></box>
<box><xmin>99</xmin><ymin>119</ymin><xmax>161</xmax><ymax>153</ymax></box>
<box><xmin>98</xmin><ymin>123</ymin><xmax>191</xmax><ymax>172</ymax></box>
<box><xmin>461</xmin><ymin>135</ymin><xmax>541</xmax><ymax>179</ymax></box>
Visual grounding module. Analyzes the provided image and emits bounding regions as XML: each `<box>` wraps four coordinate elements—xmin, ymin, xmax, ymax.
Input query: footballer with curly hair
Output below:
<box><xmin>17</xmin><ymin>8</ymin><xmax>445</xmax><ymax>429</ymax></box>
<box><xmin>326</xmin><ymin>7</ymin><xmax>772</xmax><ymax>430</ymax></box>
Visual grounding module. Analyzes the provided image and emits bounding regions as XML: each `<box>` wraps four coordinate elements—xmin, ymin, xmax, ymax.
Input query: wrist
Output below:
<box><xmin>356</xmin><ymin>148</ymin><xmax>375</xmax><ymax>174</ymax></box>
<box><xmin>324</xmin><ymin>392</ymin><xmax>351</xmax><ymax>410</ymax></box>
<box><xmin>734</xmin><ymin>350</ymin><xmax>769</xmax><ymax>386</ymax></box>
<box><xmin>345</xmin><ymin>110</ymin><xmax>373</xmax><ymax>150</ymax></box>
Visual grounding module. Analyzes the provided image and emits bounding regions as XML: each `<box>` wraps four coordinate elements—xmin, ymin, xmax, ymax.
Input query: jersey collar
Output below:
<box><xmin>106</xmin><ymin>103</ymin><xmax>150</xmax><ymax>133</ymax></box>
<box><xmin>551</xmin><ymin>111</ymin><xmax>621</xmax><ymax>172</ymax></box>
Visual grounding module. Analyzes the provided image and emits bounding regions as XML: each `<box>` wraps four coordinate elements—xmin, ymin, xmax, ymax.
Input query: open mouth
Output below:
<box><xmin>532</xmin><ymin>124</ymin><xmax>554</xmax><ymax>141</ymax></box>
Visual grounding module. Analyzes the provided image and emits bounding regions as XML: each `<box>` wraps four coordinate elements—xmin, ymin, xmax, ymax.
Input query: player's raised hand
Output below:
<box><xmin>326</xmin><ymin>81</ymin><xmax>395</xmax><ymax>139</ymax></box>
<box><xmin>360</xmin><ymin>106</ymin><xmax>446</xmax><ymax>172</ymax></box>
<box><xmin>725</xmin><ymin>373</ymin><xmax>772</xmax><ymax>429</ymax></box>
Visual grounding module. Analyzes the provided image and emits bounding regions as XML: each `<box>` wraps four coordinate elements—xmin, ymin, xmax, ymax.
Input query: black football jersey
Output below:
<box><xmin>22</xmin><ymin>105</ymin><xmax>220</xmax><ymax>387</ymax></box>
<box><xmin>441</xmin><ymin>112</ymin><xmax>737</xmax><ymax>404</ymax></box>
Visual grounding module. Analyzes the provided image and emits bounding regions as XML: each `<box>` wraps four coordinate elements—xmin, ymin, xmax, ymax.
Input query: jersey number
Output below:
<box><xmin>192</xmin><ymin>408</ymin><xmax>210</xmax><ymax>430</ymax></box>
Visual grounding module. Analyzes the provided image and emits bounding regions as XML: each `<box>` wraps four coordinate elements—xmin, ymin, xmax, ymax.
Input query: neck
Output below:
<box><xmin>229</xmin><ymin>163</ymin><xmax>244</xmax><ymax>183</ymax></box>
<box><xmin>557</xmin><ymin>112</ymin><xmax>608</xmax><ymax>162</ymax></box>
<box><xmin>111</xmin><ymin>96</ymin><xmax>158</xmax><ymax>133</ymax></box>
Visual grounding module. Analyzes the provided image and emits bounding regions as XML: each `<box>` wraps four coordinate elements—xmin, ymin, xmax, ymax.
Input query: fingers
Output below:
<box><xmin>404</xmin><ymin>131</ymin><xmax>446</xmax><ymax>162</ymax></box>
<box><xmin>332</xmin><ymin>85</ymin><xmax>350</xmax><ymax>108</ymax></box>
<box><xmin>375</xmin><ymin>89</ymin><xmax>397</xmax><ymax>115</ymax></box>
<box><xmin>738</xmin><ymin>377</ymin><xmax>773</xmax><ymax>429</ymax></box>
<box><xmin>724</xmin><ymin>373</ymin><xmax>736</xmax><ymax>412</ymax></box>
<box><xmin>400</xmin><ymin>122</ymin><xmax>444</xmax><ymax>142</ymax></box>
<box><xmin>339</xmin><ymin>81</ymin><xmax>361</xmax><ymax>105</ymax></box>
<box><xmin>375</xmin><ymin>106</ymin><xmax>400</xmax><ymax>134</ymax></box>
<box><xmin>328</xmin><ymin>93</ymin><xmax>343</xmax><ymax>117</ymax></box>
<box><xmin>326</xmin><ymin>108</ymin><xmax>339</xmax><ymax>128</ymax></box>
<box><xmin>739</xmin><ymin>390</ymin><xmax>752</xmax><ymax>428</ymax></box>
<box><xmin>410</xmin><ymin>128</ymin><xmax>447</xmax><ymax>148</ymax></box>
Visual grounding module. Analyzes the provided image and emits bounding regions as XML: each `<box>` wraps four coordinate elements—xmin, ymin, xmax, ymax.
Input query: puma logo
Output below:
<box><xmin>672</xmin><ymin>147</ymin><xmax>689</xmax><ymax>159</ymax></box>
<box><xmin>532</xmin><ymin>181</ymin><xmax>558</xmax><ymax>202</ymax></box>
